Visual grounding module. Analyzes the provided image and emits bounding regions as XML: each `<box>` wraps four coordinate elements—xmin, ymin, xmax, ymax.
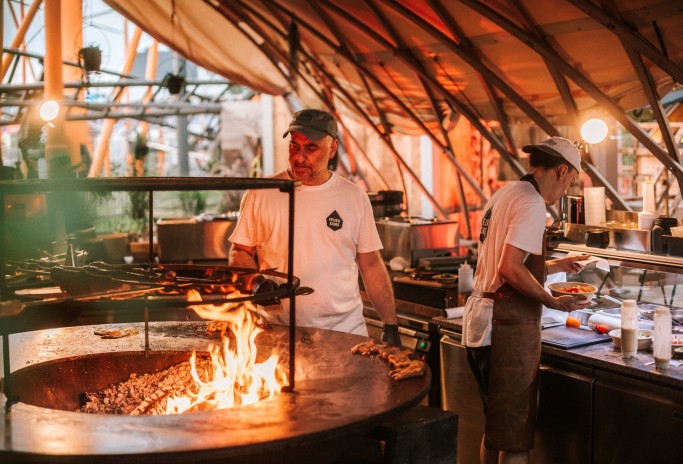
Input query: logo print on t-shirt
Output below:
<box><xmin>327</xmin><ymin>210</ymin><xmax>343</xmax><ymax>231</ymax></box>
<box><xmin>480</xmin><ymin>207</ymin><xmax>492</xmax><ymax>244</ymax></box>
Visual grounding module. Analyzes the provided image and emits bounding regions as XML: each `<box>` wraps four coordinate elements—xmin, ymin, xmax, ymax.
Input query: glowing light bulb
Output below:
<box><xmin>39</xmin><ymin>100</ymin><xmax>60</xmax><ymax>122</ymax></box>
<box><xmin>581</xmin><ymin>118</ymin><xmax>608</xmax><ymax>144</ymax></box>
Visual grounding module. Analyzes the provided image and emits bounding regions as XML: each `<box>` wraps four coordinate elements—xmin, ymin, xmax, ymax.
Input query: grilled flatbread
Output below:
<box><xmin>94</xmin><ymin>327</ymin><xmax>139</xmax><ymax>339</ymax></box>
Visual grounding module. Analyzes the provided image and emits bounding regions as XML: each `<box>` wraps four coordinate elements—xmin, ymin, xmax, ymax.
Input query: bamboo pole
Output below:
<box><xmin>88</xmin><ymin>27</ymin><xmax>143</xmax><ymax>177</ymax></box>
<box><xmin>0</xmin><ymin>0</ymin><xmax>42</xmax><ymax>81</ymax></box>
<box><xmin>44</xmin><ymin>0</ymin><xmax>71</xmax><ymax>178</ymax></box>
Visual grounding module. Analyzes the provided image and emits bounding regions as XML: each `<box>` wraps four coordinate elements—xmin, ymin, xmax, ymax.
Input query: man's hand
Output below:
<box><xmin>547</xmin><ymin>254</ymin><xmax>591</xmax><ymax>275</ymax></box>
<box><xmin>552</xmin><ymin>294</ymin><xmax>592</xmax><ymax>312</ymax></box>
<box><xmin>381</xmin><ymin>324</ymin><xmax>401</xmax><ymax>346</ymax></box>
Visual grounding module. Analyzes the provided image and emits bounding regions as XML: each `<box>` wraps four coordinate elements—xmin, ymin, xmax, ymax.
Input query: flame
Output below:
<box><xmin>164</xmin><ymin>289</ymin><xmax>287</xmax><ymax>414</ymax></box>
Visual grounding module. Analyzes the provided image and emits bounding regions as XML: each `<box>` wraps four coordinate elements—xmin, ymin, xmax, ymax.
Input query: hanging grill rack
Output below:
<box><xmin>0</xmin><ymin>176</ymin><xmax>299</xmax><ymax>407</ymax></box>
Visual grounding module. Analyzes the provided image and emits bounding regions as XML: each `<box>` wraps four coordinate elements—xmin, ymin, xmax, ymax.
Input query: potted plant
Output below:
<box><xmin>163</xmin><ymin>73</ymin><xmax>185</xmax><ymax>95</ymax></box>
<box><xmin>78</xmin><ymin>44</ymin><xmax>102</xmax><ymax>73</ymax></box>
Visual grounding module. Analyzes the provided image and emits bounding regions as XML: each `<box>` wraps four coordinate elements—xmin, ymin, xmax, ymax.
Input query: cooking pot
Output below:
<box><xmin>585</xmin><ymin>229</ymin><xmax>609</xmax><ymax>248</ymax></box>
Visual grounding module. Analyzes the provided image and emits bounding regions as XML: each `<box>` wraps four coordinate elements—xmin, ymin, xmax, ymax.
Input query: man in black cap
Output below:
<box><xmin>461</xmin><ymin>136</ymin><xmax>591</xmax><ymax>464</ymax></box>
<box><xmin>229</xmin><ymin>109</ymin><xmax>400</xmax><ymax>344</ymax></box>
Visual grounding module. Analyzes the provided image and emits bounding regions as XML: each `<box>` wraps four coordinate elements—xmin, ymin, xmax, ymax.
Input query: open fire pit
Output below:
<box><xmin>0</xmin><ymin>179</ymin><xmax>430</xmax><ymax>463</ymax></box>
<box><xmin>1</xmin><ymin>321</ymin><xmax>430</xmax><ymax>464</ymax></box>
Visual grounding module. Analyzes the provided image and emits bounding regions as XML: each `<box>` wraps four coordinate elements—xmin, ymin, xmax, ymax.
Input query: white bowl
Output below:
<box><xmin>547</xmin><ymin>282</ymin><xmax>597</xmax><ymax>302</ymax></box>
<box><xmin>608</xmin><ymin>329</ymin><xmax>654</xmax><ymax>350</ymax></box>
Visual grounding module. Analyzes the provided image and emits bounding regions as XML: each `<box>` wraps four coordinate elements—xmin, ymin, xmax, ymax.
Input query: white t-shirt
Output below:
<box><xmin>229</xmin><ymin>171</ymin><xmax>383</xmax><ymax>335</ymax></box>
<box><xmin>462</xmin><ymin>181</ymin><xmax>547</xmax><ymax>347</ymax></box>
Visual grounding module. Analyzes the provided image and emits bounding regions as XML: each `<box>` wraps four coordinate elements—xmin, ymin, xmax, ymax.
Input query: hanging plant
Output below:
<box><xmin>163</xmin><ymin>73</ymin><xmax>185</xmax><ymax>95</ymax></box>
<box><xmin>78</xmin><ymin>44</ymin><xmax>102</xmax><ymax>73</ymax></box>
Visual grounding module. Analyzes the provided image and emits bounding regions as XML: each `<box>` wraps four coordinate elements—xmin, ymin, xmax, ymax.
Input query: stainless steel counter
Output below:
<box><xmin>434</xmin><ymin>316</ymin><xmax>683</xmax><ymax>388</ymax></box>
<box><xmin>434</xmin><ymin>316</ymin><xmax>683</xmax><ymax>464</ymax></box>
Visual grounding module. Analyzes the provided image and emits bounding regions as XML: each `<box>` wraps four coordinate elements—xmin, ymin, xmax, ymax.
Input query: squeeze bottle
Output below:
<box><xmin>653</xmin><ymin>306</ymin><xmax>672</xmax><ymax>369</ymax></box>
<box><xmin>620</xmin><ymin>299</ymin><xmax>638</xmax><ymax>358</ymax></box>
<box><xmin>457</xmin><ymin>262</ymin><xmax>473</xmax><ymax>306</ymax></box>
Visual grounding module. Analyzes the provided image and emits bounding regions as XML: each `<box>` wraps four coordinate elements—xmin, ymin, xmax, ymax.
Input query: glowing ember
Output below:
<box><xmin>164</xmin><ymin>289</ymin><xmax>287</xmax><ymax>414</ymax></box>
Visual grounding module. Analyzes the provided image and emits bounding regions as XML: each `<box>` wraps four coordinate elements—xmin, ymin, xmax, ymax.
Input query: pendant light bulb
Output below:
<box><xmin>581</xmin><ymin>118</ymin><xmax>608</xmax><ymax>144</ymax></box>
<box><xmin>39</xmin><ymin>99</ymin><xmax>60</xmax><ymax>123</ymax></box>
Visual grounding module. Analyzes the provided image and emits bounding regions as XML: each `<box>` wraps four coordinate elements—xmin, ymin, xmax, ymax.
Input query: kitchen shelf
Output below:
<box><xmin>554</xmin><ymin>242</ymin><xmax>683</xmax><ymax>273</ymax></box>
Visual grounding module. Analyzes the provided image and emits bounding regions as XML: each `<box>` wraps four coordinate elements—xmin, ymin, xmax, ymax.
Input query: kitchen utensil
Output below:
<box><xmin>585</xmin><ymin>229</ymin><xmax>609</xmax><ymax>248</ymax></box>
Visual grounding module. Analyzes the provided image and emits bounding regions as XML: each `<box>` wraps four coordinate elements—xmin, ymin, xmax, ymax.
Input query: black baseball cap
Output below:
<box><xmin>282</xmin><ymin>109</ymin><xmax>338</xmax><ymax>141</ymax></box>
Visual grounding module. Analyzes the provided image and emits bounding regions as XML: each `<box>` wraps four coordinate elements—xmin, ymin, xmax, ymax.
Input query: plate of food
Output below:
<box><xmin>433</xmin><ymin>273</ymin><xmax>456</xmax><ymax>285</ymax></box>
<box><xmin>673</xmin><ymin>334</ymin><xmax>683</xmax><ymax>357</ymax></box>
<box><xmin>547</xmin><ymin>282</ymin><xmax>597</xmax><ymax>302</ymax></box>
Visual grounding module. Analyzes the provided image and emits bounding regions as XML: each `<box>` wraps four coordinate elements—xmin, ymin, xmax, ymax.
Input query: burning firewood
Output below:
<box><xmin>80</xmin><ymin>358</ymin><xmax>206</xmax><ymax>415</ymax></box>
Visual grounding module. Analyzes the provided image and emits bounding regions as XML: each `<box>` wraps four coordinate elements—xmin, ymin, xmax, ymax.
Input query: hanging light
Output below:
<box><xmin>580</xmin><ymin>118</ymin><xmax>608</xmax><ymax>144</ymax></box>
<box><xmin>39</xmin><ymin>100</ymin><xmax>60</xmax><ymax>124</ymax></box>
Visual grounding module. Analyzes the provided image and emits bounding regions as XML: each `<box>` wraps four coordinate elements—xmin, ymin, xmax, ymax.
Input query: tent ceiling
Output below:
<box><xmin>103</xmin><ymin>0</ymin><xmax>683</xmax><ymax>212</ymax></box>
<box><xmin>103</xmin><ymin>0</ymin><xmax>683</xmax><ymax>134</ymax></box>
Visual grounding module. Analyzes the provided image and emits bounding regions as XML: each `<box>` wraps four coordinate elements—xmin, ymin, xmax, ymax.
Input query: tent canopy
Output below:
<box><xmin>103</xmin><ymin>0</ymin><xmax>683</xmax><ymax>217</ymax></box>
<box><xmin>104</xmin><ymin>0</ymin><xmax>682</xmax><ymax>134</ymax></box>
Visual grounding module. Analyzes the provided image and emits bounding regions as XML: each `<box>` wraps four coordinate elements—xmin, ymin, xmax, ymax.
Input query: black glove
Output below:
<box><xmin>253</xmin><ymin>279</ymin><xmax>280</xmax><ymax>306</ymax></box>
<box><xmin>381</xmin><ymin>324</ymin><xmax>401</xmax><ymax>346</ymax></box>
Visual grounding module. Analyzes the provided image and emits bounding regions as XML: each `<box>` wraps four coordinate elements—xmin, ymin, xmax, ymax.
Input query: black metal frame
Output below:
<box><xmin>0</xmin><ymin>176</ymin><xmax>299</xmax><ymax>409</ymax></box>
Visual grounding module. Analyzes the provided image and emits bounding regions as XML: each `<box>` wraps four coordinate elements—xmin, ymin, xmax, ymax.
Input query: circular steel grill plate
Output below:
<box><xmin>1</xmin><ymin>322</ymin><xmax>430</xmax><ymax>463</ymax></box>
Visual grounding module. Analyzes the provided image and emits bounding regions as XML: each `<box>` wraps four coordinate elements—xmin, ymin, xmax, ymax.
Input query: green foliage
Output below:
<box><xmin>179</xmin><ymin>191</ymin><xmax>208</xmax><ymax>216</ymax></box>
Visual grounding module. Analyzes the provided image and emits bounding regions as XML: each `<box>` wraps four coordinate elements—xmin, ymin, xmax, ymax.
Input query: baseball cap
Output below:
<box><xmin>282</xmin><ymin>109</ymin><xmax>338</xmax><ymax>141</ymax></box>
<box><xmin>522</xmin><ymin>136</ymin><xmax>581</xmax><ymax>173</ymax></box>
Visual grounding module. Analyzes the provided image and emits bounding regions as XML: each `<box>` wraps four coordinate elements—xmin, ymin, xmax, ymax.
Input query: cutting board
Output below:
<box><xmin>541</xmin><ymin>326</ymin><xmax>612</xmax><ymax>349</ymax></box>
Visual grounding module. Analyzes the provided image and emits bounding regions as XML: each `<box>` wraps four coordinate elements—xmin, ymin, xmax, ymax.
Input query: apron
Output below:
<box><xmin>484</xmin><ymin>175</ymin><xmax>546</xmax><ymax>452</ymax></box>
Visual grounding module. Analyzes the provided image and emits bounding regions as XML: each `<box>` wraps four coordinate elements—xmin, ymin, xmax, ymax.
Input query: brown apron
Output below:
<box><xmin>484</xmin><ymin>229</ymin><xmax>547</xmax><ymax>450</ymax></box>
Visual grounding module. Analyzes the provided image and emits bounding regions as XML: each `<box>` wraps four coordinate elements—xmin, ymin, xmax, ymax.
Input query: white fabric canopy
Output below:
<box><xmin>103</xmin><ymin>0</ymin><xmax>683</xmax><ymax>217</ymax></box>
<box><xmin>104</xmin><ymin>0</ymin><xmax>683</xmax><ymax>137</ymax></box>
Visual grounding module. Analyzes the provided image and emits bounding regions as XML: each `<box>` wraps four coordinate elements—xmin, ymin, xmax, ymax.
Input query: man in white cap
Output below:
<box><xmin>462</xmin><ymin>136</ymin><xmax>591</xmax><ymax>464</ymax></box>
<box><xmin>228</xmin><ymin>109</ymin><xmax>400</xmax><ymax>345</ymax></box>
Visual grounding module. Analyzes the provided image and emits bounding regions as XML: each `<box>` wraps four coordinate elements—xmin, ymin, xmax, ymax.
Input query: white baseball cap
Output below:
<box><xmin>522</xmin><ymin>136</ymin><xmax>581</xmax><ymax>173</ymax></box>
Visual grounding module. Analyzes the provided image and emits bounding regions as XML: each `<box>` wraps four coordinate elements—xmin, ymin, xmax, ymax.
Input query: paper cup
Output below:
<box><xmin>637</xmin><ymin>211</ymin><xmax>658</xmax><ymax>230</ymax></box>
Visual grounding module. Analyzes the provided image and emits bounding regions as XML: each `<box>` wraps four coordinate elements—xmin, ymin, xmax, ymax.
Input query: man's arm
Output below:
<box><xmin>357</xmin><ymin>250</ymin><xmax>399</xmax><ymax>327</ymax></box>
<box><xmin>228</xmin><ymin>243</ymin><xmax>258</xmax><ymax>269</ymax></box>
<box><xmin>498</xmin><ymin>243</ymin><xmax>589</xmax><ymax>312</ymax></box>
